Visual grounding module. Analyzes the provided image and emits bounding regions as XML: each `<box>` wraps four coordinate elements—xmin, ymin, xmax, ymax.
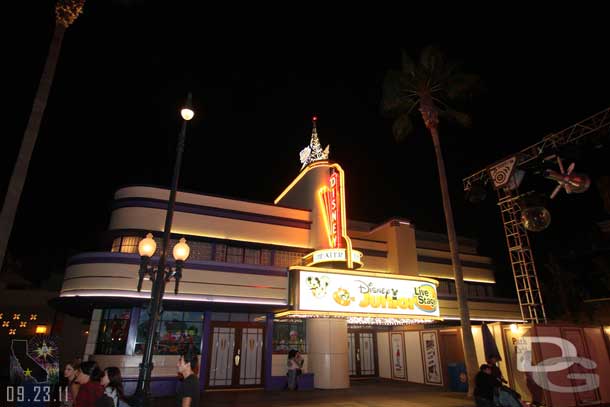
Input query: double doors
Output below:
<box><xmin>207</xmin><ymin>323</ymin><xmax>265</xmax><ymax>388</ymax></box>
<box><xmin>348</xmin><ymin>330</ymin><xmax>378</xmax><ymax>377</ymax></box>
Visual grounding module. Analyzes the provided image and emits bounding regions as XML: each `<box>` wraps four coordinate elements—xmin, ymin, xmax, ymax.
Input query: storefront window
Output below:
<box><xmin>110</xmin><ymin>236</ymin><xmax>140</xmax><ymax>253</ymax></box>
<box><xmin>273</xmin><ymin>320</ymin><xmax>306</xmax><ymax>354</ymax></box>
<box><xmin>274</xmin><ymin>250</ymin><xmax>304</xmax><ymax>267</ymax></box>
<box><xmin>96</xmin><ymin>309</ymin><xmax>131</xmax><ymax>355</ymax></box>
<box><xmin>226</xmin><ymin>246</ymin><xmax>244</xmax><ymax>263</ymax></box>
<box><xmin>244</xmin><ymin>248</ymin><xmax>261</xmax><ymax>264</ymax></box>
<box><xmin>135</xmin><ymin>310</ymin><xmax>204</xmax><ymax>355</ymax></box>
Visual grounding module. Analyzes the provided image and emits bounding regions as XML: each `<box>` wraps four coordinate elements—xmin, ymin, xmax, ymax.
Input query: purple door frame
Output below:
<box><xmin>199</xmin><ymin>311</ymin><xmax>212</xmax><ymax>391</ymax></box>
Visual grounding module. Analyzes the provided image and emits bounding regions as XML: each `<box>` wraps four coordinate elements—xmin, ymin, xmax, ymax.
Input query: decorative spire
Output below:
<box><xmin>299</xmin><ymin>116</ymin><xmax>330</xmax><ymax>170</ymax></box>
<box><xmin>55</xmin><ymin>0</ymin><xmax>85</xmax><ymax>28</ymax></box>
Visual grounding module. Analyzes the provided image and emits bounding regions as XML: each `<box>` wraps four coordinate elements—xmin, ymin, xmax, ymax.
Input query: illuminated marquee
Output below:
<box><xmin>319</xmin><ymin>168</ymin><xmax>343</xmax><ymax>248</ymax></box>
<box><xmin>298</xmin><ymin>270</ymin><xmax>440</xmax><ymax>318</ymax></box>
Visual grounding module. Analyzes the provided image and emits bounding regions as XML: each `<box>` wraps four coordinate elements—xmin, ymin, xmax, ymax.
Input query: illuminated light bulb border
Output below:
<box><xmin>275</xmin><ymin>310</ymin><xmax>440</xmax><ymax>326</ymax></box>
<box><xmin>346</xmin><ymin>317</ymin><xmax>434</xmax><ymax>326</ymax></box>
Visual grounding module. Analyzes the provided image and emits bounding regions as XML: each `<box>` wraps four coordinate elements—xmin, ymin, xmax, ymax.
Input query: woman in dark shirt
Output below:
<box><xmin>474</xmin><ymin>364</ymin><xmax>500</xmax><ymax>407</ymax></box>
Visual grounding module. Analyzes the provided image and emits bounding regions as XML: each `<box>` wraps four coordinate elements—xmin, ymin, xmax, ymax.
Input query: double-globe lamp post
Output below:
<box><xmin>133</xmin><ymin>93</ymin><xmax>194</xmax><ymax>407</ymax></box>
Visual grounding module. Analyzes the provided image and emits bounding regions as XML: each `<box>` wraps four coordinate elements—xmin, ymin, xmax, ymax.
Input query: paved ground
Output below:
<box><xmin>154</xmin><ymin>379</ymin><xmax>475</xmax><ymax>406</ymax></box>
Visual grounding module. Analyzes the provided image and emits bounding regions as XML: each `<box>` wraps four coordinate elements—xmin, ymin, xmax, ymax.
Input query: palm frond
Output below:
<box><xmin>392</xmin><ymin>113</ymin><xmax>415</xmax><ymax>143</ymax></box>
<box><xmin>382</xmin><ymin>44</ymin><xmax>479</xmax><ymax>137</ymax></box>
<box><xmin>382</xmin><ymin>71</ymin><xmax>417</xmax><ymax>116</ymax></box>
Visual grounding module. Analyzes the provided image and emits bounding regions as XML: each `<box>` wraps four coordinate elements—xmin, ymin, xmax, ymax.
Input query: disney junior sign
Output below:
<box><xmin>298</xmin><ymin>270</ymin><xmax>440</xmax><ymax>317</ymax></box>
<box><xmin>516</xmin><ymin>336</ymin><xmax>600</xmax><ymax>393</ymax></box>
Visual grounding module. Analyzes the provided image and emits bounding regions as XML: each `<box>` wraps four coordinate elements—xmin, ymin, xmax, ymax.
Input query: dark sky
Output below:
<box><xmin>4</xmin><ymin>2</ymin><xmax>610</xmax><ymax>292</ymax></box>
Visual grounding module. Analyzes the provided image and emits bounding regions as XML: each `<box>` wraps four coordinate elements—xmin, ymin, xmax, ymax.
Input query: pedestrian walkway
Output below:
<box><xmin>155</xmin><ymin>378</ymin><xmax>474</xmax><ymax>406</ymax></box>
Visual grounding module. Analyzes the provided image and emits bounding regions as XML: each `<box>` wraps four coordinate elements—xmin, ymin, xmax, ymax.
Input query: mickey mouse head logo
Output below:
<box><xmin>306</xmin><ymin>275</ymin><xmax>330</xmax><ymax>298</ymax></box>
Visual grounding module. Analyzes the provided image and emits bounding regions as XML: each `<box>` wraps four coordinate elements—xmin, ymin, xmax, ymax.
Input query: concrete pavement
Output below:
<box><xmin>154</xmin><ymin>379</ymin><xmax>475</xmax><ymax>406</ymax></box>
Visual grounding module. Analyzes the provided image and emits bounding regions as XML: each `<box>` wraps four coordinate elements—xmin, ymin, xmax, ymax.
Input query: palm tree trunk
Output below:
<box><xmin>429</xmin><ymin>125</ymin><xmax>479</xmax><ymax>396</ymax></box>
<box><xmin>0</xmin><ymin>23</ymin><xmax>66</xmax><ymax>270</ymax></box>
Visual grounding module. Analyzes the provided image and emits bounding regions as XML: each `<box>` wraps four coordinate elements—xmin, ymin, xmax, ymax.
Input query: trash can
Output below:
<box><xmin>447</xmin><ymin>362</ymin><xmax>468</xmax><ymax>392</ymax></box>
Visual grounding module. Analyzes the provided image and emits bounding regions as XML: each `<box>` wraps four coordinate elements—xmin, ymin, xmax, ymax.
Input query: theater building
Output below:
<box><xmin>53</xmin><ymin>127</ymin><xmax>525</xmax><ymax>395</ymax></box>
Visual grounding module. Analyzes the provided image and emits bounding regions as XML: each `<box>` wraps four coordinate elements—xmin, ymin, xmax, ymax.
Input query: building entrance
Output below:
<box><xmin>207</xmin><ymin>322</ymin><xmax>265</xmax><ymax>388</ymax></box>
<box><xmin>348</xmin><ymin>329</ymin><xmax>378</xmax><ymax>377</ymax></box>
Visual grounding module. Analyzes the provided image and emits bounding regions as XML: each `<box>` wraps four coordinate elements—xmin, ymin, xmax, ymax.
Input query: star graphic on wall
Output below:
<box><xmin>24</xmin><ymin>368</ymin><xmax>32</xmax><ymax>377</ymax></box>
<box><xmin>9</xmin><ymin>329</ymin><xmax>16</xmax><ymax>335</ymax></box>
<box><xmin>30</xmin><ymin>314</ymin><xmax>38</xmax><ymax>321</ymax></box>
<box><xmin>20</xmin><ymin>321</ymin><xmax>27</xmax><ymax>328</ymax></box>
<box><xmin>34</xmin><ymin>341</ymin><xmax>55</xmax><ymax>361</ymax></box>
<box><xmin>0</xmin><ymin>313</ymin><xmax>3</xmax><ymax>319</ymax></box>
<box><xmin>2</xmin><ymin>321</ymin><xmax>9</xmax><ymax>327</ymax></box>
<box><xmin>13</xmin><ymin>314</ymin><xmax>21</xmax><ymax>320</ymax></box>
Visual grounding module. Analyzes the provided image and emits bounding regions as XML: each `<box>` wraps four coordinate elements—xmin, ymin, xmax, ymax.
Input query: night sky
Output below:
<box><xmin>4</xmin><ymin>3</ymin><xmax>610</xmax><ymax>301</ymax></box>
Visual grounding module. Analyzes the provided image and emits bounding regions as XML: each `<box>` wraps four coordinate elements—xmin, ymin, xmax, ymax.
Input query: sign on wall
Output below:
<box><xmin>299</xmin><ymin>270</ymin><xmax>440</xmax><ymax>317</ymax></box>
<box><xmin>390</xmin><ymin>332</ymin><xmax>406</xmax><ymax>379</ymax></box>
<box><xmin>305</xmin><ymin>248</ymin><xmax>364</xmax><ymax>268</ymax></box>
<box><xmin>421</xmin><ymin>331</ymin><xmax>442</xmax><ymax>385</ymax></box>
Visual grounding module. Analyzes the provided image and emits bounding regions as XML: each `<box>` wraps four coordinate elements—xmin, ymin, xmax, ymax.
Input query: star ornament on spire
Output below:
<box><xmin>299</xmin><ymin>116</ymin><xmax>330</xmax><ymax>170</ymax></box>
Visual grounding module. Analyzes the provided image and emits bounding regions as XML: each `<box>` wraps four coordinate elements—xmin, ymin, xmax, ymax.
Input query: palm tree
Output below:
<box><xmin>382</xmin><ymin>45</ymin><xmax>480</xmax><ymax>394</ymax></box>
<box><xmin>0</xmin><ymin>0</ymin><xmax>85</xmax><ymax>270</ymax></box>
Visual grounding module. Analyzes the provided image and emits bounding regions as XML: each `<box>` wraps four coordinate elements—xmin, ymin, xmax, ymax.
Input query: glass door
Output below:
<box><xmin>208</xmin><ymin>323</ymin><xmax>264</xmax><ymax>388</ymax></box>
<box><xmin>348</xmin><ymin>330</ymin><xmax>378</xmax><ymax>377</ymax></box>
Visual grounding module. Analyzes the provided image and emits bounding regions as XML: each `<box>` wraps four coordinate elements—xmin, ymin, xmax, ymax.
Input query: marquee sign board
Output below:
<box><xmin>304</xmin><ymin>249</ymin><xmax>364</xmax><ymax>268</ymax></box>
<box><xmin>297</xmin><ymin>270</ymin><xmax>440</xmax><ymax>318</ymax></box>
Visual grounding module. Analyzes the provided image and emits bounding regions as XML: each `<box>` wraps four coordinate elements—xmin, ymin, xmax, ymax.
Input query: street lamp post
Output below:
<box><xmin>132</xmin><ymin>93</ymin><xmax>194</xmax><ymax>407</ymax></box>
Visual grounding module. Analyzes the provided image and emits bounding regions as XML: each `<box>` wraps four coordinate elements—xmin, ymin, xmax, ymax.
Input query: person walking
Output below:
<box><xmin>176</xmin><ymin>349</ymin><xmax>199</xmax><ymax>407</ymax></box>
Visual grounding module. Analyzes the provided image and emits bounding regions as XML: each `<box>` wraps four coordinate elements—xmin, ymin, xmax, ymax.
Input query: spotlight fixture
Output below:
<box><xmin>519</xmin><ymin>192</ymin><xmax>551</xmax><ymax>232</ymax></box>
<box><xmin>543</xmin><ymin>157</ymin><xmax>590</xmax><ymax>199</ymax></box>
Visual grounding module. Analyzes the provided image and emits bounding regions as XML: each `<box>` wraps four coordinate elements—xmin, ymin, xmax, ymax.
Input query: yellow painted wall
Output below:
<box><xmin>418</xmin><ymin>261</ymin><xmax>495</xmax><ymax>283</ymax></box>
<box><xmin>116</xmin><ymin>186</ymin><xmax>310</xmax><ymax>221</ymax></box>
<box><xmin>438</xmin><ymin>299</ymin><xmax>522</xmax><ymax>321</ymax></box>
<box><xmin>109</xmin><ymin>207</ymin><xmax>310</xmax><ymax>249</ymax></box>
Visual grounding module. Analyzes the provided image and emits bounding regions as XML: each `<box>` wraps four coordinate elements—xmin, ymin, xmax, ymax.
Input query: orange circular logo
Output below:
<box><xmin>414</xmin><ymin>284</ymin><xmax>438</xmax><ymax>312</ymax></box>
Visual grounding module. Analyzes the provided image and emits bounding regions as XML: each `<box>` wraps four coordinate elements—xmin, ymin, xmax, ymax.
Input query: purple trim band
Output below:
<box><xmin>199</xmin><ymin>311</ymin><xmax>211</xmax><ymax>391</ymax></box>
<box><xmin>267</xmin><ymin>374</ymin><xmax>314</xmax><ymax>390</ymax></box>
<box><xmin>67</xmin><ymin>252</ymin><xmax>289</xmax><ymax>278</ymax></box>
<box><xmin>264</xmin><ymin>313</ymin><xmax>273</xmax><ymax>390</ymax></box>
<box><xmin>113</xmin><ymin>197</ymin><xmax>311</xmax><ymax>229</ymax></box>
<box><xmin>123</xmin><ymin>376</ymin><xmax>178</xmax><ymax>397</ymax></box>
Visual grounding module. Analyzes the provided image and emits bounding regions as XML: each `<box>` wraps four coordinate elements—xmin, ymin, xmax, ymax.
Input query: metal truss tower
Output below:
<box><xmin>463</xmin><ymin>107</ymin><xmax>610</xmax><ymax>323</ymax></box>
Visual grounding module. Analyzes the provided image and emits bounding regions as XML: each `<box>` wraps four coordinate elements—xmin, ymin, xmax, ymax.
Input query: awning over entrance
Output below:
<box><xmin>277</xmin><ymin>266</ymin><xmax>442</xmax><ymax>325</ymax></box>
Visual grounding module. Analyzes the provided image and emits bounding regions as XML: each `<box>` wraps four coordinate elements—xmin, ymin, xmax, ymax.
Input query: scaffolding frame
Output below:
<box><xmin>497</xmin><ymin>188</ymin><xmax>546</xmax><ymax>323</ymax></box>
<box><xmin>462</xmin><ymin>107</ymin><xmax>610</xmax><ymax>324</ymax></box>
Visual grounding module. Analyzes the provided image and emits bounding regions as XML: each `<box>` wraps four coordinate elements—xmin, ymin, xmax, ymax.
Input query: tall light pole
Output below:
<box><xmin>133</xmin><ymin>93</ymin><xmax>194</xmax><ymax>407</ymax></box>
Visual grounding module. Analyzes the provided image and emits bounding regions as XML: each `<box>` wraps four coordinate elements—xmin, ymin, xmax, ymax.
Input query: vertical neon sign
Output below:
<box><xmin>319</xmin><ymin>168</ymin><xmax>343</xmax><ymax>249</ymax></box>
<box><xmin>329</xmin><ymin>169</ymin><xmax>342</xmax><ymax>248</ymax></box>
